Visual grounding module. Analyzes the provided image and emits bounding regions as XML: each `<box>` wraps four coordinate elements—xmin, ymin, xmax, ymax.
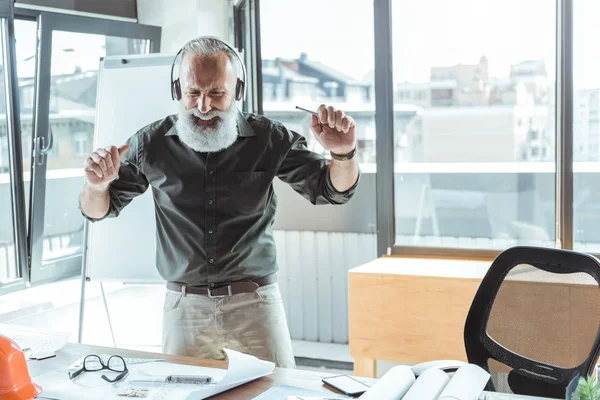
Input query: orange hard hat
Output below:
<box><xmin>0</xmin><ymin>334</ymin><xmax>42</xmax><ymax>400</ymax></box>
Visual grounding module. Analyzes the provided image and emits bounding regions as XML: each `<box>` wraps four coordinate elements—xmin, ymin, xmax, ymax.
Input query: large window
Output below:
<box><xmin>391</xmin><ymin>0</ymin><xmax>557</xmax><ymax>251</ymax></box>
<box><xmin>248</xmin><ymin>0</ymin><xmax>592</xmax><ymax>258</ymax></box>
<box><xmin>258</xmin><ymin>0</ymin><xmax>375</xmax><ymax>164</ymax></box>
<box><xmin>573</xmin><ymin>0</ymin><xmax>600</xmax><ymax>252</ymax></box>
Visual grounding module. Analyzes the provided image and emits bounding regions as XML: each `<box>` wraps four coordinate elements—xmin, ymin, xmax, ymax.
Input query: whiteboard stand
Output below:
<box><xmin>78</xmin><ymin>219</ymin><xmax>117</xmax><ymax>347</ymax></box>
<box><xmin>100</xmin><ymin>282</ymin><xmax>117</xmax><ymax>347</ymax></box>
<box><xmin>78</xmin><ymin>220</ymin><xmax>88</xmax><ymax>344</ymax></box>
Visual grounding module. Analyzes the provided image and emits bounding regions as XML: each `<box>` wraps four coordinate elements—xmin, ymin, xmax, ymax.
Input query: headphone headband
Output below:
<box><xmin>170</xmin><ymin>35</ymin><xmax>247</xmax><ymax>102</ymax></box>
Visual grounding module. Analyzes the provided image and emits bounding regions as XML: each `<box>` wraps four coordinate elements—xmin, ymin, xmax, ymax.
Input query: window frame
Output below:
<box><xmin>386</xmin><ymin>0</ymin><xmax>572</xmax><ymax>259</ymax></box>
<box><xmin>232</xmin><ymin>0</ymin><xmax>262</xmax><ymax>115</ymax></box>
<box><xmin>0</xmin><ymin>3</ymin><xmax>161</xmax><ymax>295</ymax></box>
<box><xmin>26</xmin><ymin>10</ymin><xmax>160</xmax><ymax>286</ymax></box>
<box><xmin>0</xmin><ymin>0</ymin><xmax>29</xmax><ymax>295</ymax></box>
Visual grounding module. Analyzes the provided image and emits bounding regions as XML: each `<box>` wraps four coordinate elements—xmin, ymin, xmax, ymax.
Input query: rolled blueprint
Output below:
<box><xmin>437</xmin><ymin>363</ymin><xmax>491</xmax><ymax>400</ymax></box>
<box><xmin>358</xmin><ymin>365</ymin><xmax>415</xmax><ymax>400</ymax></box>
<box><xmin>402</xmin><ymin>367</ymin><xmax>450</xmax><ymax>400</ymax></box>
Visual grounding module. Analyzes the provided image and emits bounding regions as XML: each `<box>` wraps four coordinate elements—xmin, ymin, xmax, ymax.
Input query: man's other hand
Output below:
<box><xmin>84</xmin><ymin>144</ymin><xmax>130</xmax><ymax>190</ymax></box>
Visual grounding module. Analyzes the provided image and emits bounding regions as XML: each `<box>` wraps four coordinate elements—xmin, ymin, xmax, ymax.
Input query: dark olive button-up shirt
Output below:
<box><xmin>82</xmin><ymin>111</ymin><xmax>360</xmax><ymax>286</ymax></box>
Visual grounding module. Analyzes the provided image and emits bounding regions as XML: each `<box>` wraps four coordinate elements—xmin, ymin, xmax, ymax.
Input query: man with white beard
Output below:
<box><xmin>78</xmin><ymin>36</ymin><xmax>360</xmax><ymax>368</ymax></box>
<box><xmin>175</xmin><ymin>89</ymin><xmax>238</xmax><ymax>153</ymax></box>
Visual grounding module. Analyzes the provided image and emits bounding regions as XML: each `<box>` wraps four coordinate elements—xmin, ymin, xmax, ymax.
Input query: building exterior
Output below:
<box><xmin>421</xmin><ymin>105</ymin><xmax>548</xmax><ymax>163</ymax></box>
<box><xmin>2</xmin><ymin>50</ymin><xmax>596</xmax><ymax>171</ymax></box>
<box><xmin>395</xmin><ymin>56</ymin><xmax>554</xmax><ymax>162</ymax></box>
<box><xmin>261</xmin><ymin>52</ymin><xmax>411</xmax><ymax>165</ymax></box>
<box><xmin>574</xmin><ymin>89</ymin><xmax>600</xmax><ymax>161</ymax></box>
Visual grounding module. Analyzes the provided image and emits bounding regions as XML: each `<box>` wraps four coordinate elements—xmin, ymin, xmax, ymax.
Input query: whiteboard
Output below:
<box><xmin>86</xmin><ymin>53</ymin><xmax>178</xmax><ymax>283</ymax></box>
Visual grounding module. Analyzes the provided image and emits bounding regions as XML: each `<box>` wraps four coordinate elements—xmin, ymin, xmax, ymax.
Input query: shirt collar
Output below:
<box><xmin>236</xmin><ymin>110</ymin><xmax>256</xmax><ymax>137</ymax></box>
<box><xmin>165</xmin><ymin>110</ymin><xmax>256</xmax><ymax>138</ymax></box>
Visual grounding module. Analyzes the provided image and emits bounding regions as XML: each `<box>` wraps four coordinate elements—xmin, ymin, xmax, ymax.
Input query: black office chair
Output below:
<box><xmin>462</xmin><ymin>246</ymin><xmax>600</xmax><ymax>398</ymax></box>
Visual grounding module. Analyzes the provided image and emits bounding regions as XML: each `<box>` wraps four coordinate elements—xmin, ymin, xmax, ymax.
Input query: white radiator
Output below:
<box><xmin>273</xmin><ymin>230</ymin><xmax>378</xmax><ymax>344</ymax></box>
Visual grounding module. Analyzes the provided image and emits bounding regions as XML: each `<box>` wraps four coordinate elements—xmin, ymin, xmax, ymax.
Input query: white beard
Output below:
<box><xmin>175</xmin><ymin>103</ymin><xmax>238</xmax><ymax>153</ymax></box>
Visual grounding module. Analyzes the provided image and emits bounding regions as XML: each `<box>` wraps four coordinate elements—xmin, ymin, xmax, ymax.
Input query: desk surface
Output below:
<box><xmin>349</xmin><ymin>256</ymin><xmax>597</xmax><ymax>286</ymax></box>
<box><xmin>349</xmin><ymin>257</ymin><xmax>490</xmax><ymax>279</ymax></box>
<box><xmin>27</xmin><ymin>343</ymin><xmax>552</xmax><ymax>399</ymax></box>
<box><xmin>28</xmin><ymin>343</ymin><xmax>347</xmax><ymax>399</ymax></box>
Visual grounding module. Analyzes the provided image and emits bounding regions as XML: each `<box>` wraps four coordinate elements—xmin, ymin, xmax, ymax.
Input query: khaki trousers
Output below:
<box><xmin>162</xmin><ymin>282</ymin><xmax>296</xmax><ymax>368</ymax></box>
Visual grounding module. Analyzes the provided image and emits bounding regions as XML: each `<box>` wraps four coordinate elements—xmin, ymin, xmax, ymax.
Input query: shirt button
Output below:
<box><xmin>209</xmin><ymin>258</ymin><xmax>215</xmax><ymax>264</ymax></box>
<box><xmin>208</xmin><ymin>229</ymin><xmax>214</xmax><ymax>234</ymax></box>
<box><xmin>209</xmin><ymin>170</ymin><xmax>214</xmax><ymax>175</ymax></box>
<box><xmin>208</xmin><ymin>199</ymin><xmax>214</xmax><ymax>205</ymax></box>
<box><xmin>210</xmin><ymin>283</ymin><xmax>215</xmax><ymax>287</ymax></box>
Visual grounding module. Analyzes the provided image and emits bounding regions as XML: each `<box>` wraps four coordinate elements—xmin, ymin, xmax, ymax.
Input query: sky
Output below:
<box><xmin>260</xmin><ymin>0</ymin><xmax>600</xmax><ymax>90</ymax></box>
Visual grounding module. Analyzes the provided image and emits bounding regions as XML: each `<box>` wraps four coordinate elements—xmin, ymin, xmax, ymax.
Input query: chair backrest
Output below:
<box><xmin>464</xmin><ymin>246</ymin><xmax>600</xmax><ymax>398</ymax></box>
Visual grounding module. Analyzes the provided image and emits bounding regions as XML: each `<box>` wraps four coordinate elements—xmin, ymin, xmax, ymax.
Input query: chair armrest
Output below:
<box><xmin>410</xmin><ymin>360</ymin><xmax>467</xmax><ymax>376</ymax></box>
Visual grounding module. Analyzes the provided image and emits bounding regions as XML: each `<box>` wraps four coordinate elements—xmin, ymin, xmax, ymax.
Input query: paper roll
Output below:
<box><xmin>402</xmin><ymin>367</ymin><xmax>450</xmax><ymax>400</ymax></box>
<box><xmin>437</xmin><ymin>363</ymin><xmax>491</xmax><ymax>400</ymax></box>
<box><xmin>358</xmin><ymin>365</ymin><xmax>415</xmax><ymax>400</ymax></box>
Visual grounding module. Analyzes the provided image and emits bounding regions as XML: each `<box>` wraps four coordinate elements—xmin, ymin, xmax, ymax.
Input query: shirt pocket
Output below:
<box><xmin>230</xmin><ymin>171</ymin><xmax>272</xmax><ymax>215</ymax></box>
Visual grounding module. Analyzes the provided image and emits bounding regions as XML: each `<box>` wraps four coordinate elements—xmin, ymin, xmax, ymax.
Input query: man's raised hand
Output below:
<box><xmin>84</xmin><ymin>144</ymin><xmax>130</xmax><ymax>189</ymax></box>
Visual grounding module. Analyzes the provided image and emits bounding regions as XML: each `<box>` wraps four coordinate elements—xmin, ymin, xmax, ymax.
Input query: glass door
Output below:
<box><xmin>28</xmin><ymin>12</ymin><xmax>160</xmax><ymax>284</ymax></box>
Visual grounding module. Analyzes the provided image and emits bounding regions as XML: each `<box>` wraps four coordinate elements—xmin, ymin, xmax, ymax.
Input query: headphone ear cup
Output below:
<box><xmin>173</xmin><ymin>79</ymin><xmax>182</xmax><ymax>101</ymax></box>
<box><xmin>235</xmin><ymin>78</ymin><xmax>244</xmax><ymax>101</ymax></box>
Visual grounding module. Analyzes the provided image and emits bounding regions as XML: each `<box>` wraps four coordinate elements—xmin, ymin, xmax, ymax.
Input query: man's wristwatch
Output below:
<box><xmin>330</xmin><ymin>147</ymin><xmax>356</xmax><ymax>161</ymax></box>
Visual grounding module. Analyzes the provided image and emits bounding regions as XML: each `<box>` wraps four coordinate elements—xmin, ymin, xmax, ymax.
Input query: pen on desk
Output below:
<box><xmin>130</xmin><ymin>374</ymin><xmax>214</xmax><ymax>386</ymax></box>
<box><xmin>167</xmin><ymin>375</ymin><xmax>213</xmax><ymax>384</ymax></box>
<box><xmin>295</xmin><ymin>106</ymin><xmax>319</xmax><ymax>117</ymax></box>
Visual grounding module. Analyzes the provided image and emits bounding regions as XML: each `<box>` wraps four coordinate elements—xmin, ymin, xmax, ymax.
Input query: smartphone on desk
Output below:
<box><xmin>322</xmin><ymin>375</ymin><xmax>370</xmax><ymax>396</ymax></box>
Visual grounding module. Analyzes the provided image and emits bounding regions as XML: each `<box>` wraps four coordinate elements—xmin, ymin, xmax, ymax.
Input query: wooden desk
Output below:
<box><xmin>25</xmin><ymin>342</ymin><xmax>552</xmax><ymax>399</ymax></box>
<box><xmin>348</xmin><ymin>256</ymin><xmax>600</xmax><ymax>379</ymax></box>
<box><xmin>27</xmin><ymin>343</ymin><xmax>352</xmax><ymax>399</ymax></box>
<box><xmin>348</xmin><ymin>256</ymin><xmax>489</xmax><ymax>378</ymax></box>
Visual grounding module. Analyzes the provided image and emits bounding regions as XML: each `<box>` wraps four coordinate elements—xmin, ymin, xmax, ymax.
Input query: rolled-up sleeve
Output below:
<box><xmin>81</xmin><ymin>132</ymin><xmax>149</xmax><ymax>222</ymax></box>
<box><xmin>276</xmin><ymin>129</ymin><xmax>360</xmax><ymax>205</ymax></box>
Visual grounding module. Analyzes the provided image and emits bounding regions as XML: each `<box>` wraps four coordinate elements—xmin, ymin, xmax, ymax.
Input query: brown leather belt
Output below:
<box><xmin>166</xmin><ymin>273</ymin><xmax>277</xmax><ymax>298</ymax></box>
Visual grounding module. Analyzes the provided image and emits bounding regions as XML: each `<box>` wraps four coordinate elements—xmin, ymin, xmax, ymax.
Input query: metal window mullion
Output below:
<box><xmin>374</xmin><ymin>0</ymin><xmax>395</xmax><ymax>257</ymax></box>
<box><xmin>253</xmin><ymin>0</ymin><xmax>263</xmax><ymax>116</ymax></box>
<box><xmin>147</xmin><ymin>25</ymin><xmax>160</xmax><ymax>53</ymax></box>
<box><xmin>1</xmin><ymin>7</ymin><xmax>29</xmax><ymax>282</ymax></box>
<box><xmin>555</xmin><ymin>0</ymin><xmax>574</xmax><ymax>250</ymax></box>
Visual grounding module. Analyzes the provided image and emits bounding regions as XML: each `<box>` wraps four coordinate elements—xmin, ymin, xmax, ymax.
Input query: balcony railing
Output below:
<box><xmin>3</xmin><ymin>162</ymin><xmax>600</xmax><ymax>280</ymax></box>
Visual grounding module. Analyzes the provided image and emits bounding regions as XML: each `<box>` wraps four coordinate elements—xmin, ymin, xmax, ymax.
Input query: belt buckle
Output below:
<box><xmin>207</xmin><ymin>284</ymin><xmax>232</xmax><ymax>298</ymax></box>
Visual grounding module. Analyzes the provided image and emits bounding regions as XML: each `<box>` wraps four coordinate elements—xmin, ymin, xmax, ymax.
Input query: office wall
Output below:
<box><xmin>136</xmin><ymin>0</ymin><xmax>230</xmax><ymax>53</ymax></box>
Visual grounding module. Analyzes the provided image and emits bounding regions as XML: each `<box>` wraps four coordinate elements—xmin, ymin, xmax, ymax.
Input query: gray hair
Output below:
<box><xmin>180</xmin><ymin>36</ymin><xmax>242</xmax><ymax>77</ymax></box>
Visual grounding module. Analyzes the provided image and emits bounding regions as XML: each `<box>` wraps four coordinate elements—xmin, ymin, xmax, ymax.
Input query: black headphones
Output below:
<box><xmin>170</xmin><ymin>35</ymin><xmax>247</xmax><ymax>102</ymax></box>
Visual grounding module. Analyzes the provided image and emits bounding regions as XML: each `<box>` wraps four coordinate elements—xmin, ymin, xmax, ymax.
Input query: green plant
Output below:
<box><xmin>573</xmin><ymin>376</ymin><xmax>600</xmax><ymax>400</ymax></box>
